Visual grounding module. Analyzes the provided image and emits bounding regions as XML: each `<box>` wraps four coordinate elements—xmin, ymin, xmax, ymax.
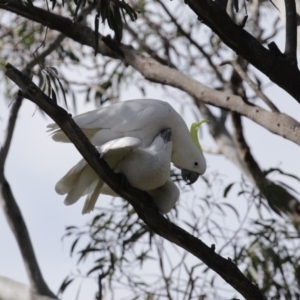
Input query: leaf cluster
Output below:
<box><xmin>235</xmin><ymin>219</ymin><xmax>300</xmax><ymax>299</ymax></box>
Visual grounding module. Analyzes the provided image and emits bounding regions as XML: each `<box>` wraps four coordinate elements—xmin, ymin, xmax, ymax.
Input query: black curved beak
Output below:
<box><xmin>181</xmin><ymin>169</ymin><xmax>200</xmax><ymax>185</ymax></box>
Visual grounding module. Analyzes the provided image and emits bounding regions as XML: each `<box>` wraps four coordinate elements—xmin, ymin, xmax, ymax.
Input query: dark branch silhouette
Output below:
<box><xmin>5</xmin><ymin>62</ymin><xmax>267</xmax><ymax>300</ymax></box>
<box><xmin>284</xmin><ymin>0</ymin><xmax>298</xmax><ymax>60</ymax></box>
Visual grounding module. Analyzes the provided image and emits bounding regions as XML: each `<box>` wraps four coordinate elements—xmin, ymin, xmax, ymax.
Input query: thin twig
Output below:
<box><xmin>0</xmin><ymin>95</ymin><xmax>23</xmax><ymax>167</ymax></box>
<box><xmin>0</xmin><ymin>33</ymin><xmax>68</xmax><ymax>299</ymax></box>
<box><xmin>124</xmin><ymin>23</ymin><xmax>176</xmax><ymax>69</ymax></box>
<box><xmin>221</xmin><ymin>60</ymin><xmax>280</xmax><ymax>112</ymax></box>
<box><xmin>0</xmin><ymin>91</ymin><xmax>57</xmax><ymax>298</ymax></box>
<box><xmin>231</xmin><ymin>113</ymin><xmax>300</xmax><ymax>229</ymax></box>
<box><xmin>156</xmin><ymin>0</ymin><xmax>225</xmax><ymax>84</ymax></box>
<box><xmin>26</xmin><ymin>34</ymin><xmax>65</xmax><ymax>71</ymax></box>
<box><xmin>284</xmin><ymin>0</ymin><xmax>298</xmax><ymax>60</ymax></box>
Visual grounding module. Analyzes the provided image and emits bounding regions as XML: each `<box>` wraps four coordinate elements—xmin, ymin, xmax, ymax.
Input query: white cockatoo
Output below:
<box><xmin>50</xmin><ymin>99</ymin><xmax>207</xmax><ymax>213</ymax></box>
<box><xmin>49</xmin><ymin>99</ymin><xmax>207</xmax><ymax>184</ymax></box>
<box><xmin>56</xmin><ymin>128</ymin><xmax>179</xmax><ymax>214</ymax></box>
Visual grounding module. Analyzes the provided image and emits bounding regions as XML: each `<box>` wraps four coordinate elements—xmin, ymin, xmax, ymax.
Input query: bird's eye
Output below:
<box><xmin>194</xmin><ymin>162</ymin><xmax>199</xmax><ymax>167</ymax></box>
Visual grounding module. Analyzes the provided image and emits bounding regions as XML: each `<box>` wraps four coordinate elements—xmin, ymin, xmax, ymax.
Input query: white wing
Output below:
<box><xmin>99</xmin><ymin>137</ymin><xmax>142</xmax><ymax>161</ymax></box>
<box><xmin>74</xmin><ymin>99</ymin><xmax>170</xmax><ymax>132</ymax></box>
<box><xmin>55</xmin><ymin>130</ymin><xmax>176</xmax><ymax>214</ymax></box>
<box><xmin>56</xmin><ymin>137</ymin><xmax>143</xmax><ymax>213</ymax></box>
<box><xmin>48</xmin><ymin>99</ymin><xmax>173</xmax><ymax>147</ymax></box>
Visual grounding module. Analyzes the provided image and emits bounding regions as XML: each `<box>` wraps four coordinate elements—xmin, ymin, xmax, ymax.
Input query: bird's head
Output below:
<box><xmin>180</xmin><ymin>120</ymin><xmax>207</xmax><ymax>185</ymax></box>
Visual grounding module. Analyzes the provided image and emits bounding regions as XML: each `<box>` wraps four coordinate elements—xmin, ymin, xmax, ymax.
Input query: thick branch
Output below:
<box><xmin>5</xmin><ymin>63</ymin><xmax>267</xmax><ymax>300</ymax></box>
<box><xmin>0</xmin><ymin>0</ymin><xmax>115</xmax><ymax>58</ymax></box>
<box><xmin>1</xmin><ymin>0</ymin><xmax>300</xmax><ymax>146</ymax></box>
<box><xmin>184</xmin><ymin>0</ymin><xmax>300</xmax><ymax>101</ymax></box>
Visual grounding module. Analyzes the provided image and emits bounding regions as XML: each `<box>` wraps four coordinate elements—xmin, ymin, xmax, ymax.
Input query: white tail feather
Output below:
<box><xmin>82</xmin><ymin>180</ymin><xmax>104</xmax><ymax>214</ymax></box>
<box><xmin>62</xmin><ymin>164</ymin><xmax>99</xmax><ymax>205</ymax></box>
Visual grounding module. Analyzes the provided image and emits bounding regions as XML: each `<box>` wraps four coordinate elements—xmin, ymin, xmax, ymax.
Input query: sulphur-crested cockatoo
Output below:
<box><xmin>56</xmin><ymin>128</ymin><xmax>179</xmax><ymax>214</ymax></box>
<box><xmin>48</xmin><ymin>99</ymin><xmax>206</xmax><ymax>184</ymax></box>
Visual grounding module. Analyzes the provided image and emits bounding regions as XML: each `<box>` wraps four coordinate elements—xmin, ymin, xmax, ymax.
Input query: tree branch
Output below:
<box><xmin>0</xmin><ymin>95</ymin><xmax>57</xmax><ymax>298</ymax></box>
<box><xmin>124</xmin><ymin>23</ymin><xmax>176</xmax><ymax>69</ymax></box>
<box><xmin>197</xmin><ymin>75</ymin><xmax>300</xmax><ymax>230</ymax></box>
<box><xmin>197</xmin><ymin>103</ymin><xmax>253</xmax><ymax>179</ymax></box>
<box><xmin>0</xmin><ymin>33</ymin><xmax>68</xmax><ymax>299</ymax></box>
<box><xmin>0</xmin><ymin>177</ymin><xmax>58</xmax><ymax>298</ymax></box>
<box><xmin>5</xmin><ymin>63</ymin><xmax>267</xmax><ymax>300</ymax></box>
<box><xmin>183</xmin><ymin>0</ymin><xmax>300</xmax><ymax>101</ymax></box>
<box><xmin>156</xmin><ymin>0</ymin><xmax>225</xmax><ymax>84</ymax></box>
<box><xmin>26</xmin><ymin>34</ymin><xmax>65</xmax><ymax>71</ymax></box>
<box><xmin>0</xmin><ymin>276</ymin><xmax>56</xmax><ymax>300</ymax></box>
<box><xmin>231</xmin><ymin>113</ymin><xmax>300</xmax><ymax>229</ymax></box>
<box><xmin>0</xmin><ymin>95</ymin><xmax>22</xmax><ymax>167</ymax></box>
<box><xmin>1</xmin><ymin>0</ymin><xmax>300</xmax><ymax>146</ymax></box>
<box><xmin>225</xmin><ymin>56</ymin><xmax>300</xmax><ymax>229</ymax></box>
<box><xmin>0</xmin><ymin>0</ymin><xmax>115</xmax><ymax>58</ymax></box>
<box><xmin>284</xmin><ymin>0</ymin><xmax>298</xmax><ymax>60</ymax></box>
<box><xmin>222</xmin><ymin>60</ymin><xmax>280</xmax><ymax>112</ymax></box>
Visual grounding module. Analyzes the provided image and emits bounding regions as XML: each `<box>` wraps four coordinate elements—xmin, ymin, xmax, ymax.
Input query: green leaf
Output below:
<box><xmin>223</xmin><ymin>182</ymin><xmax>235</xmax><ymax>198</ymax></box>
<box><xmin>56</xmin><ymin>75</ymin><xmax>68</xmax><ymax>107</ymax></box>
<box><xmin>51</xmin><ymin>88</ymin><xmax>57</xmax><ymax>104</ymax></box>
<box><xmin>221</xmin><ymin>202</ymin><xmax>240</xmax><ymax>221</ymax></box>
<box><xmin>87</xmin><ymin>264</ymin><xmax>104</xmax><ymax>276</ymax></box>
<box><xmin>70</xmin><ymin>237</ymin><xmax>80</xmax><ymax>257</ymax></box>
<box><xmin>58</xmin><ymin>276</ymin><xmax>74</xmax><ymax>295</ymax></box>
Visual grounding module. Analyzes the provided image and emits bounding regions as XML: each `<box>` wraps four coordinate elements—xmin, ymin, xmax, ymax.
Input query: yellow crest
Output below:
<box><xmin>190</xmin><ymin>120</ymin><xmax>208</xmax><ymax>152</ymax></box>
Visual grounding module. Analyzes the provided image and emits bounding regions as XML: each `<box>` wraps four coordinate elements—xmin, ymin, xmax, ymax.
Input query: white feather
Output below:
<box><xmin>56</xmin><ymin>129</ymin><xmax>174</xmax><ymax>214</ymax></box>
